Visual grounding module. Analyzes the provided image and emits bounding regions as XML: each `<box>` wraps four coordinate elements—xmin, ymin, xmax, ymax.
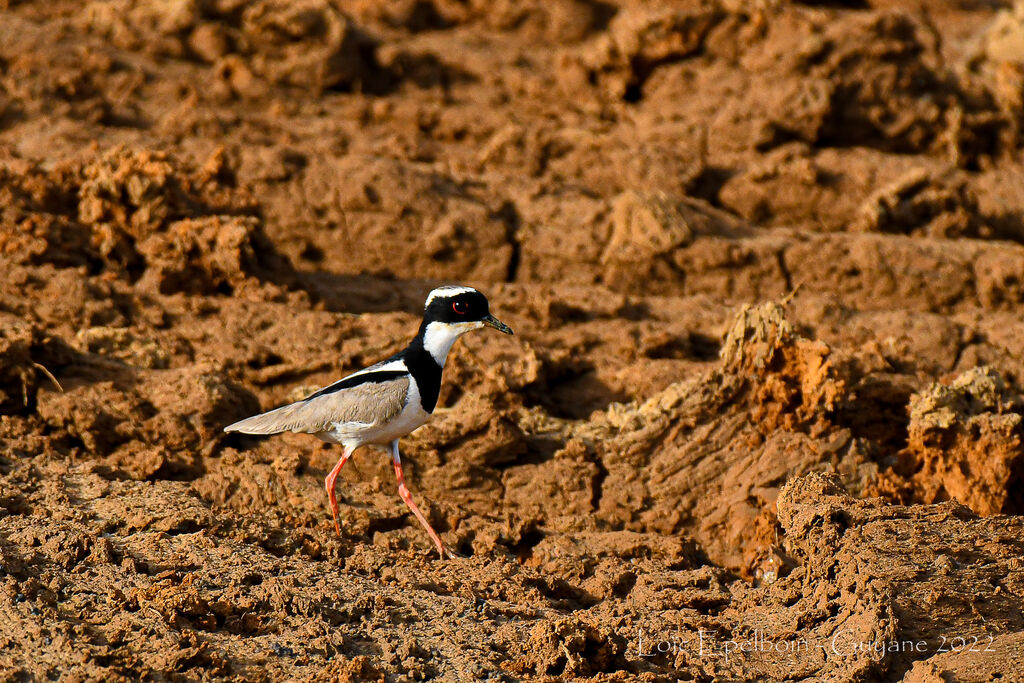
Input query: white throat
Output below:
<box><xmin>422</xmin><ymin>321</ymin><xmax>477</xmax><ymax>367</ymax></box>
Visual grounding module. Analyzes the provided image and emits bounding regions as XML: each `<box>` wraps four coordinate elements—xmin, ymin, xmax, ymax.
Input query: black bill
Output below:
<box><xmin>482</xmin><ymin>314</ymin><xmax>514</xmax><ymax>335</ymax></box>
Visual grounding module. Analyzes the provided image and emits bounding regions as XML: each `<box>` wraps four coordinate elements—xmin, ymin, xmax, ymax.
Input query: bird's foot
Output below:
<box><xmin>441</xmin><ymin>545</ymin><xmax>466</xmax><ymax>560</ymax></box>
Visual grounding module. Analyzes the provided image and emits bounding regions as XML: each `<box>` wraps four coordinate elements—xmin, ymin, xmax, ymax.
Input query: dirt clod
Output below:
<box><xmin>896</xmin><ymin>367</ymin><xmax>1024</xmax><ymax>515</ymax></box>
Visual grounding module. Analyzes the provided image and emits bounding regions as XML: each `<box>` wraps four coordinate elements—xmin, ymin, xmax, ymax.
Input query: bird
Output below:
<box><xmin>223</xmin><ymin>285</ymin><xmax>514</xmax><ymax>559</ymax></box>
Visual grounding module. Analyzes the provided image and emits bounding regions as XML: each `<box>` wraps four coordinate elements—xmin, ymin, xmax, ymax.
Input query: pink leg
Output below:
<box><xmin>324</xmin><ymin>446</ymin><xmax>354</xmax><ymax>536</ymax></box>
<box><xmin>390</xmin><ymin>440</ymin><xmax>449</xmax><ymax>558</ymax></box>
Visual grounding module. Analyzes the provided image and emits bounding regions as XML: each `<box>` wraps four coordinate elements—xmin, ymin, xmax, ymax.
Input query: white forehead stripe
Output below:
<box><xmin>425</xmin><ymin>285</ymin><xmax>478</xmax><ymax>307</ymax></box>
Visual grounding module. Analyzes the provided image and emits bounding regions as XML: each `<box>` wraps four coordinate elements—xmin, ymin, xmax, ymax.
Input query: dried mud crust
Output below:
<box><xmin>0</xmin><ymin>147</ymin><xmax>296</xmax><ymax>296</ymax></box>
<box><xmin>3</xmin><ymin>0</ymin><xmax>1024</xmax><ymax>681</ymax></box>
<box><xmin>2</xmin><ymin>466</ymin><xmax>1022</xmax><ymax>681</ymax></box>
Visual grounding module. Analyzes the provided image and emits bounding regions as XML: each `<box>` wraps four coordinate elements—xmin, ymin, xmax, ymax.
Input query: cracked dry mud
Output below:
<box><xmin>2</xmin><ymin>1</ymin><xmax>1024</xmax><ymax>681</ymax></box>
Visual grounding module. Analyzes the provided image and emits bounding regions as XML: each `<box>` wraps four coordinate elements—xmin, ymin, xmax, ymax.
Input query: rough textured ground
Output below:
<box><xmin>2</xmin><ymin>0</ymin><xmax>1024</xmax><ymax>680</ymax></box>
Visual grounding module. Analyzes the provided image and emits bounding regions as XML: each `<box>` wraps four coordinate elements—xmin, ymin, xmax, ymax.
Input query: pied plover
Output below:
<box><xmin>224</xmin><ymin>285</ymin><xmax>514</xmax><ymax>558</ymax></box>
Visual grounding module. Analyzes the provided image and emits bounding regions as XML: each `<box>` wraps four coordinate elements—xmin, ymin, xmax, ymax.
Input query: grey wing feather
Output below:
<box><xmin>224</xmin><ymin>376</ymin><xmax>410</xmax><ymax>435</ymax></box>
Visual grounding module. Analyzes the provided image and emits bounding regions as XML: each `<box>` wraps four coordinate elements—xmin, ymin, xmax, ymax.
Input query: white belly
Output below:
<box><xmin>321</xmin><ymin>375</ymin><xmax>431</xmax><ymax>448</ymax></box>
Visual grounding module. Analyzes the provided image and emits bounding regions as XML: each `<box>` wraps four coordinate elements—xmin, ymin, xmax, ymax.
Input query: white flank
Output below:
<box><xmin>344</xmin><ymin>358</ymin><xmax>408</xmax><ymax>380</ymax></box>
<box><xmin>304</xmin><ymin>358</ymin><xmax>408</xmax><ymax>402</ymax></box>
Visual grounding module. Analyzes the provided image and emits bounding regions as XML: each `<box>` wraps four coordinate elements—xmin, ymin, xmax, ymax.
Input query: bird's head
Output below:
<box><xmin>422</xmin><ymin>285</ymin><xmax>514</xmax><ymax>335</ymax></box>
<box><xmin>419</xmin><ymin>286</ymin><xmax>513</xmax><ymax>366</ymax></box>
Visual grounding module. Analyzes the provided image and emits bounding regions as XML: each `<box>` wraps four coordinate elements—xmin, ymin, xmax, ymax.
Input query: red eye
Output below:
<box><xmin>452</xmin><ymin>301</ymin><xmax>468</xmax><ymax>315</ymax></box>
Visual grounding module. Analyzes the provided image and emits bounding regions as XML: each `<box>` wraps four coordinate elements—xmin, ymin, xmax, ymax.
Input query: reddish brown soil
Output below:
<box><xmin>2</xmin><ymin>1</ymin><xmax>1024</xmax><ymax>680</ymax></box>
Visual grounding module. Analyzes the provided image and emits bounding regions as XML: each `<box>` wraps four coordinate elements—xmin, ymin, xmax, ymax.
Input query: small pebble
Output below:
<box><xmin>272</xmin><ymin>643</ymin><xmax>295</xmax><ymax>657</ymax></box>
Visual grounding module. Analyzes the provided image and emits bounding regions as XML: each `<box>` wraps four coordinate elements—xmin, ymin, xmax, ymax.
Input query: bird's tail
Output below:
<box><xmin>223</xmin><ymin>403</ymin><xmax>305</xmax><ymax>435</ymax></box>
